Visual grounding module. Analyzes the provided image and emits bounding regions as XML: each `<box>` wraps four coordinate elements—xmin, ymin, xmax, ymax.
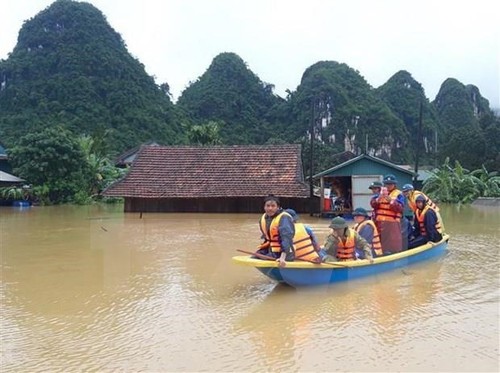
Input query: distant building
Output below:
<box><xmin>0</xmin><ymin>170</ymin><xmax>24</xmax><ymax>187</ymax></box>
<box><xmin>114</xmin><ymin>141</ymin><xmax>159</xmax><ymax>168</ymax></box>
<box><xmin>103</xmin><ymin>144</ymin><xmax>312</xmax><ymax>213</ymax></box>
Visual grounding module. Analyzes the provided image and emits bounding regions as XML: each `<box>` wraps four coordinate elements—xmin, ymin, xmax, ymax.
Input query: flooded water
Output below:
<box><xmin>1</xmin><ymin>204</ymin><xmax>499</xmax><ymax>372</ymax></box>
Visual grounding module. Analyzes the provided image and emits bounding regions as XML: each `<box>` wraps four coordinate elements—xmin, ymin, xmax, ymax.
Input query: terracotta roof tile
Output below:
<box><xmin>103</xmin><ymin>144</ymin><xmax>309</xmax><ymax>198</ymax></box>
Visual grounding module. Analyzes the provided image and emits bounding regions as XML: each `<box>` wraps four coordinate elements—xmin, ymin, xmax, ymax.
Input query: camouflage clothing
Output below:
<box><xmin>323</xmin><ymin>228</ymin><xmax>373</xmax><ymax>262</ymax></box>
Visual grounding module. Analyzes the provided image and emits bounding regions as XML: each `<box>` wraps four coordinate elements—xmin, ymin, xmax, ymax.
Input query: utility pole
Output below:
<box><xmin>309</xmin><ymin>98</ymin><xmax>315</xmax><ymax>216</ymax></box>
<box><xmin>414</xmin><ymin>98</ymin><xmax>423</xmax><ymax>185</ymax></box>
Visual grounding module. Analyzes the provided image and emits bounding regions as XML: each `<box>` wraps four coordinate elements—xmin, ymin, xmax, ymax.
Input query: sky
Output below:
<box><xmin>2</xmin><ymin>0</ymin><xmax>499</xmax><ymax>108</ymax></box>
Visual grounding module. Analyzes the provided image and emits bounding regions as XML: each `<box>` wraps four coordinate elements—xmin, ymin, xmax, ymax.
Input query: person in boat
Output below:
<box><xmin>352</xmin><ymin>207</ymin><xmax>383</xmax><ymax>259</ymax></box>
<box><xmin>402</xmin><ymin>183</ymin><xmax>445</xmax><ymax>232</ymax></box>
<box><xmin>257</xmin><ymin>195</ymin><xmax>295</xmax><ymax>267</ymax></box>
<box><xmin>368</xmin><ymin>181</ymin><xmax>383</xmax><ymax>220</ymax></box>
<box><xmin>284</xmin><ymin>209</ymin><xmax>322</xmax><ymax>263</ymax></box>
<box><xmin>408</xmin><ymin>195</ymin><xmax>443</xmax><ymax>249</ymax></box>
<box><xmin>322</xmin><ymin>217</ymin><xmax>374</xmax><ymax>263</ymax></box>
<box><xmin>370</xmin><ymin>174</ymin><xmax>405</xmax><ymax>254</ymax></box>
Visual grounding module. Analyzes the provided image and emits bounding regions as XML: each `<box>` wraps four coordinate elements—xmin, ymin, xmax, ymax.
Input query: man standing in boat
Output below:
<box><xmin>371</xmin><ymin>174</ymin><xmax>405</xmax><ymax>254</ymax></box>
<box><xmin>257</xmin><ymin>195</ymin><xmax>295</xmax><ymax>267</ymax></box>
<box><xmin>368</xmin><ymin>181</ymin><xmax>383</xmax><ymax>220</ymax></box>
<box><xmin>322</xmin><ymin>217</ymin><xmax>374</xmax><ymax>263</ymax></box>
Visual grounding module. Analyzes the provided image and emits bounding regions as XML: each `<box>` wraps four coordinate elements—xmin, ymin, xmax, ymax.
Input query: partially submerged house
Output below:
<box><xmin>313</xmin><ymin>153</ymin><xmax>414</xmax><ymax>216</ymax></box>
<box><xmin>103</xmin><ymin>144</ymin><xmax>312</xmax><ymax>213</ymax></box>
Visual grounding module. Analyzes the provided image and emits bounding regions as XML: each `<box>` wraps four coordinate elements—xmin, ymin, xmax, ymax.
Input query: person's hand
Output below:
<box><xmin>277</xmin><ymin>258</ymin><xmax>287</xmax><ymax>268</ymax></box>
<box><xmin>368</xmin><ymin>258</ymin><xmax>374</xmax><ymax>264</ymax></box>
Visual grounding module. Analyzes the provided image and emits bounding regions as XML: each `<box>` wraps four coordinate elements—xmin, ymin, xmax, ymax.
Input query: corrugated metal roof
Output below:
<box><xmin>313</xmin><ymin>154</ymin><xmax>415</xmax><ymax>178</ymax></box>
<box><xmin>0</xmin><ymin>170</ymin><xmax>24</xmax><ymax>183</ymax></box>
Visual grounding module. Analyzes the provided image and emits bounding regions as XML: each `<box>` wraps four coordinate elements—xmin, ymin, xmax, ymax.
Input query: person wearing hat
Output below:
<box><xmin>258</xmin><ymin>195</ymin><xmax>295</xmax><ymax>267</ymax></box>
<box><xmin>353</xmin><ymin>207</ymin><xmax>383</xmax><ymax>258</ymax></box>
<box><xmin>368</xmin><ymin>181</ymin><xmax>383</xmax><ymax>220</ymax></box>
<box><xmin>402</xmin><ymin>184</ymin><xmax>445</xmax><ymax>232</ymax></box>
<box><xmin>408</xmin><ymin>195</ymin><xmax>443</xmax><ymax>249</ymax></box>
<box><xmin>370</xmin><ymin>174</ymin><xmax>405</xmax><ymax>254</ymax></box>
<box><xmin>321</xmin><ymin>217</ymin><xmax>373</xmax><ymax>263</ymax></box>
<box><xmin>284</xmin><ymin>209</ymin><xmax>322</xmax><ymax>263</ymax></box>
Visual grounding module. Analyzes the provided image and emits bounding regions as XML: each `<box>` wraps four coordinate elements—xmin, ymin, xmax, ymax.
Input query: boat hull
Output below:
<box><xmin>233</xmin><ymin>235</ymin><xmax>449</xmax><ymax>287</ymax></box>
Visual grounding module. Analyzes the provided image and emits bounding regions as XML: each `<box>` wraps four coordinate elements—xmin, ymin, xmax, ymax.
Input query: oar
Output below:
<box><xmin>236</xmin><ymin>249</ymin><xmax>276</xmax><ymax>261</ymax></box>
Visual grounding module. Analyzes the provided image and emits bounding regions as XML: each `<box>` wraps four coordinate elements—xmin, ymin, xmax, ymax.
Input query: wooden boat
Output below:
<box><xmin>232</xmin><ymin>234</ymin><xmax>450</xmax><ymax>287</ymax></box>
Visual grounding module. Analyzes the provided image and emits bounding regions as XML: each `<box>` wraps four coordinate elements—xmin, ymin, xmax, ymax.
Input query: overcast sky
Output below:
<box><xmin>2</xmin><ymin>0</ymin><xmax>499</xmax><ymax>107</ymax></box>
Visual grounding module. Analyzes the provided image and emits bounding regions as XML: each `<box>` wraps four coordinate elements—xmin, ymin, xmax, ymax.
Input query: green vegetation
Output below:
<box><xmin>423</xmin><ymin>159</ymin><xmax>500</xmax><ymax>203</ymax></box>
<box><xmin>0</xmin><ymin>0</ymin><xmax>183</xmax><ymax>154</ymax></box>
<box><xmin>0</xmin><ymin>0</ymin><xmax>498</xmax><ymax>204</ymax></box>
<box><xmin>177</xmin><ymin>52</ymin><xmax>283</xmax><ymax>145</ymax></box>
<box><xmin>7</xmin><ymin>126</ymin><xmax>124</xmax><ymax>204</ymax></box>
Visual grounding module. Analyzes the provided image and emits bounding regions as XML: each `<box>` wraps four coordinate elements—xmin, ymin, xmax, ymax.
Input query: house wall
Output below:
<box><xmin>124</xmin><ymin>197</ymin><xmax>319</xmax><ymax>213</ymax></box>
<box><xmin>318</xmin><ymin>158</ymin><xmax>414</xmax><ymax>216</ymax></box>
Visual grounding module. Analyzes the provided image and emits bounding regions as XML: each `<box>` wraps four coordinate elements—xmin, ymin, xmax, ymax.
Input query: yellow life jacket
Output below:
<box><xmin>292</xmin><ymin>223</ymin><xmax>320</xmax><ymax>261</ymax></box>
<box><xmin>415</xmin><ymin>206</ymin><xmax>442</xmax><ymax>236</ymax></box>
<box><xmin>259</xmin><ymin>211</ymin><xmax>291</xmax><ymax>253</ymax></box>
<box><xmin>336</xmin><ymin>229</ymin><xmax>357</xmax><ymax>261</ymax></box>
<box><xmin>376</xmin><ymin>188</ymin><xmax>403</xmax><ymax>222</ymax></box>
<box><xmin>355</xmin><ymin>219</ymin><xmax>383</xmax><ymax>256</ymax></box>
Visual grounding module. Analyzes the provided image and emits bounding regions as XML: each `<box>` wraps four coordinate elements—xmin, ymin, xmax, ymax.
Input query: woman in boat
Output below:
<box><xmin>370</xmin><ymin>174</ymin><xmax>405</xmax><ymax>254</ymax></box>
<box><xmin>322</xmin><ymin>217</ymin><xmax>374</xmax><ymax>263</ymax></box>
<box><xmin>352</xmin><ymin>207</ymin><xmax>383</xmax><ymax>258</ymax></box>
<box><xmin>284</xmin><ymin>208</ymin><xmax>322</xmax><ymax>263</ymax></box>
<box><xmin>408</xmin><ymin>195</ymin><xmax>443</xmax><ymax>249</ymax></box>
<box><xmin>257</xmin><ymin>195</ymin><xmax>295</xmax><ymax>267</ymax></box>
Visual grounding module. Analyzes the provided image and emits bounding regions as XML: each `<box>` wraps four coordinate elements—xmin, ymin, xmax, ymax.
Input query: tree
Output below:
<box><xmin>8</xmin><ymin>126</ymin><xmax>91</xmax><ymax>203</ymax></box>
<box><xmin>186</xmin><ymin>121</ymin><xmax>223</xmax><ymax>145</ymax></box>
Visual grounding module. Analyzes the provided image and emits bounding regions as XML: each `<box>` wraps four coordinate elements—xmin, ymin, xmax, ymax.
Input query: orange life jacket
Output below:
<box><xmin>416</xmin><ymin>206</ymin><xmax>442</xmax><ymax>236</ymax></box>
<box><xmin>355</xmin><ymin>219</ymin><xmax>383</xmax><ymax>256</ymax></box>
<box><xmin>292</xmin><ymin>223</ymin><xmax>320</xmax><ymax>261</ymax></box>
<box><xmin>259</xmin><ymin>211</ymin><xmax>291</xmax><ymax>253</ymax></box>
<box><xmin>336</xmin><ymin>229</ymin><xmax>357</xmax><ymax>261</ymax></box>
<box><xmin>408</xmin><ymin>190</ymin><xmax>439</xmax><ymax>213</ymax></box>
<box><xmin>375</xmin><ymin>188</ymin><xmax>403</xmax><ymax>222</ymax></box>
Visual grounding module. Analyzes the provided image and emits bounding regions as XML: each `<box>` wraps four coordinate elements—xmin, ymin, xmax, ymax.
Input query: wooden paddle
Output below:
<box><xmin>236</xmin><ymin>249</ymin><xmax>276</xmax><ymax>261</ymax></box>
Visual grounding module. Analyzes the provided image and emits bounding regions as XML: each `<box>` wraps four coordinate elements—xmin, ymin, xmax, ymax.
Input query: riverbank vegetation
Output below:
<box><xmin>423</xmin><ymin>159</ymin><xmax>500</xmax><ymax>204</ymax></box>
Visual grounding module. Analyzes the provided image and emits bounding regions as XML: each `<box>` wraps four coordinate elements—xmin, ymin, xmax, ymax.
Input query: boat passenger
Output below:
<box><xmin>352</xmin><ymin>207</ymin><xmax>383</xmax><ymax>258</ymax></box>
<box><xmin>408</xmin><ymin>195</ymin><xmax>443</xmax><ymax>249</ymax></box>
<box><xmin>368</xmin><ymin>181</ymin><xmax>383</xmax><ymax>220</ymax></box>
<box><xmin>284</xmin><ymin>209</ymin><xmax>322</xmax><ymax>263</ymax></box>
<box><xmin>370</xmin><ymin>174</ymin><xmax>405</xmax><ymax>254</ymax></box>
<box><xmin>322</xmin><ymin>217</ymin><xmax>374</xmax><ymax>263</ymax></box>
<box><xmin>257</xmin><ymin>195</ymin><xmax>295</xmax><ymax>267</ymax></box>
<box><xmin>402</xmin><ymin>183</ymin><xmax>445</xmax><ymax>232</ymax></box>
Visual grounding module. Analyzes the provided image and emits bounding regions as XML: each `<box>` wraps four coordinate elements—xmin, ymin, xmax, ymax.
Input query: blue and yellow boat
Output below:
<box><xmin>232</xmin><ymin>234</ymin><xmax>450</xmax><ymax>287</ymax></box>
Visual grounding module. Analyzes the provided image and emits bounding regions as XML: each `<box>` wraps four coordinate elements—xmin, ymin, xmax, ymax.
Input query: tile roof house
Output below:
<box><xmin>103</xmin><ymin>144</ymin><xmax>312</xmax><ymax>213</ymax></box>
